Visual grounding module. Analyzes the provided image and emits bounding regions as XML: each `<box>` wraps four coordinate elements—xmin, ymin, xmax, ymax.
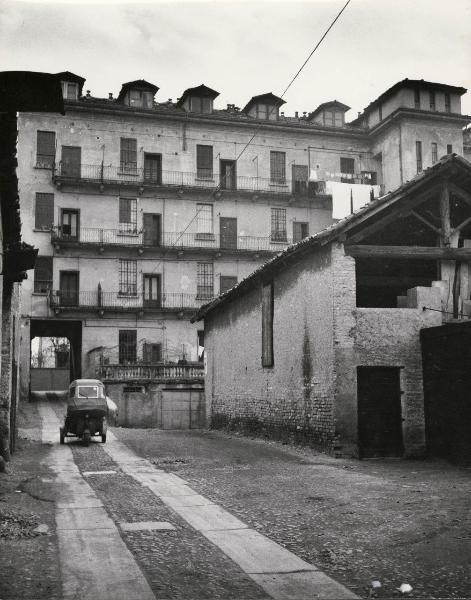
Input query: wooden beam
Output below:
<box><xmin>448</xmin><ymin>181</ymin><xmax>471</xmax><ymax>207</ymax></box>
<box><xmin>346</xmin><ymin>188</ymin><xmax>437</xmax><ymax>244</ymax></box>
<box><xmin>453</xmin><ymin>214</ymin><xmax>471</xmax><ymax>233</ymax></box>
<box><xmin>440</xmin><ymin>181</ymin><xmax>451</xmax><ymax>246</ymax></box>
<box><xmin>345</xmin><ymin>245</ymin><xmax>471</xmax><ymax>261</ymax></box>
<box><xmin>357</xmin><ymin>275</ymin><xmax>432</xmax><ymax>287</ymax></box>
<box><xmin>410</xmin><ymin>210</ymin><xmax>441</xmax><ymax>234</ymax></box>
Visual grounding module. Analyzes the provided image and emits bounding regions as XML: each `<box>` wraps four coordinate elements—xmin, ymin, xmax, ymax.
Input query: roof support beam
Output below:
<box><xmin>344</xmin><ymin>245</ymin><xmax>471</xmax><ymax>262</ymax></box>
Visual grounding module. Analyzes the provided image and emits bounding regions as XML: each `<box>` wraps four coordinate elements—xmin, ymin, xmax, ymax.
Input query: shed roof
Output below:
<box><xmin>192</xmin><ymin>154</ymin><xmax>471</xmax><ymax>322</ymax></box>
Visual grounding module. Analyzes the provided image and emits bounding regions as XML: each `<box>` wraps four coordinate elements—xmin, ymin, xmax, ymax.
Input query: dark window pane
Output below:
<box><xmin>270</xmin><ymin>151</ymin><xmax>286</xmax><ymax>183</ymax></box>
<box><xmin>271</xmin><ymin>208</ymin><xmax>287</xmax><ymax>241</ymax></box>
<box><xmin>36</xmin><ymin>131</ymin><xmax>55</xmax><ymax>167</ymax></box>
<box><xmin>120</xmin><ymin>138</ymin><xmax>137</xmax><ymax>171</ymax></box>
<box><xmin>197</xmin><ymin>262</ymin><xmax>214</xmax><ymax>298</ymax></box>
<box><xmin>34</xmin><ymin>256</ymin><xmax>53</xmax><ymax>293</ymax></box>
<box><xmin>119</xmin><ymin>259</ymin><xmax>137</xmax><ymax>295</ymax></box>
<box><xmin>220</xmin><ymin>276</ymin><xmax>237</xmax><ymax>294</ymax></box>
<box><xmin>340</xmin><ymin>157</ymin><xmax>355</xmax><ymax>182</ymax></box>
<box><xmin>197</xmin><ymin>145</ymin><xmax>213</xmax><ymax>178</ymax></box>
<box><xmin>119</xmin><ymin>330</ymin><xmax>137</xmax><ymax>363</ymax></box>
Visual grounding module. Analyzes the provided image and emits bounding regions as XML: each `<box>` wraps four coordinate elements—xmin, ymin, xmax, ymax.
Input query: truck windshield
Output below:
<box><xmin>77</xmin><ymin>386</ymin><xmax>99</xmax><ymax>397</ymax></box>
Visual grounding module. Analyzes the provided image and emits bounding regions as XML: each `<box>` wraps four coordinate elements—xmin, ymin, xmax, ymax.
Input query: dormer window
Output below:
<box><xmin>323</xmin><ymin>110</ymin><xmax>344</xmax><ymax>127</ymax></box>
<box><xmin>128</xmin><ymin>89</ymin><xmax>153</xmax><ymax>109</ymax></box>
<box><xmin>190</xmin><ymin>96</ymin><xmax>213</xmax><ymax>113</ymax></box>
<box><xmin>308</xmin><ymin>100</ymin><xmax>350</xmax><ymax>128</ymax></box>
<box><xmin>61</xmin><ymin>81</ymin><xmax>78</xmax><ymax>100</ymax></box>
<box><xmin>242</xmin><ymin>93</ymin><xmax>285</xmax><ymax>121</ymax></box>
<box><xmin>255</xmin><ymin>104</ymin><xmax>278</xmax><ymax>120</ymax></box>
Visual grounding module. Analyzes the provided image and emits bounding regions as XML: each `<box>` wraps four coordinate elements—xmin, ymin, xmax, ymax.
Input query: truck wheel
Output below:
<box><xmin>60</xmin><ymin>428</ymin><xmax>65</xmax><ymax>445</ymax></box>
<box><xmin>101</xmin><ymin>433</ymin><xmax>107</xmax><ymax>443</ymax></box>
<box><xmin>83</xmin><ymin>431</ymin><xmax>91</xmax><ymax>446</ymax></box>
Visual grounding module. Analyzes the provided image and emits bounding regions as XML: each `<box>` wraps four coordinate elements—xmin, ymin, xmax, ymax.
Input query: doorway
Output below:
<box><xmin>59</xmin><ymin>271</ymin><xmax>79</xmax><ymax>306</ymax></box>
<box><xmin>220</xmin><ymin>160</ymin><xmax>236</xmax><ymax>190</ymax></box>
<box><xmin>357</xmin><ymin>366</ymin><xmax>403</xmax><ymax>458</ymax></box>
<box><xmin>219</xmin><ymin>217</ymin><xmax>237</xmax><ymax>249</ymax></box>
<box><xmin>143</xmin><ymin>274</ymin><xmax>161</xmax><ymax>307</ymax></box>
<box><xmin>144</xmin><ymin>153</ymin><xmax>162</xmax><ymax>184</ymax></box>
<box><xmin>61</xmin><ymin>146</ymin><xmax>81</xmax><ymax>178</ymax></box>
<box><xmin>143</xmin><ymin>213</ymin><xmax>161</xmax><ymax>246</ymax></box>
<box><xmin>61</xmin><ymin>209</ymin><xmax>79</xmax><ymax>240</ymax></box>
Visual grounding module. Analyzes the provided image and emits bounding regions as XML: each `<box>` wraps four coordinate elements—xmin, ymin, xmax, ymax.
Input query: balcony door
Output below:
<box><xmin>143</xmin><ymin>213</ymin><xmax>161</xmax><ymax>246</ymax></box>
<box><xmin>144</xmin><ymin>153</ymin><xmax>162</xmax><ymax>184</ymax></box>
<box><xmin>59</xmin><ymin>271</ymin><xmax>79</xmax><ymax>306</ymax></box>
<box><xmin>292</xmin><ymin>165</ymin><xmax>308</xmax><ymax>195</ymax></box>
<box><xmin>219</xmin><ymin>159</ymin><xmax>236</xmax><ymax>190</ymax></box>
<box><xmin>220</xmin><ymin>217</ymin><xmax>237</xmax><ymax>249</ymax></box>
<box><xmin>61</xmin><ymin>146</ymin><xmax>81</xmax><ymax>178</ymax></box>
<box><xmin>143</xmin><ymin>274</ymin><xmax>161</xmax><ymax>307</ymax></box>
<box><xmin>61</xmin><ymin>209</ymin><xmax>79</xmax><ymax>240</ymax></box>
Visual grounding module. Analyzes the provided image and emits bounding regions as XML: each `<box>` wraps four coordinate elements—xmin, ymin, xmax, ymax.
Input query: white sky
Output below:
<box><xmin>1</xmin><ymin>0</ymin><xmax>470</xmax><ymax>119</ymax></box>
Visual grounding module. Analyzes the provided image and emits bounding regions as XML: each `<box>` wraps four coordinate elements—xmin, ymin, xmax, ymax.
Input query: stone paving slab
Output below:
<box><xmin>82</xmin><ymin>470</ymin><xmax>117</xmax><ymax>476</ymax></box>
<box><xmin>56</xmin><ymin>507</ymin><xmax>115</xmax><ymax>530</ymax></box>
<box><xmin>144</xmin><ymin>480</ymin><xmax>199</xmax><ymax>497</ymax></box>
<box><xmin>203</xmin><ymin>529</ymin><xmax>318</xmax><ymax>574</ymax></box>
<box><xmin>119</xmin><ymin>520</ymin><xmax>176</xmax><ymax>531</ymax></box>
<box><xmin>251</xmin><ymin>572</ymin><xmax>359</xmax><ymax>600</ymax></box>
<box><xmin>172</xmin><ymin>503</ymin><xmax>249</xmax><ymax>531</ymax></box>
<box><xmin>160</xmin><ymin>493</ymin><xmax>215</xmax><ymax>507</ymax></box>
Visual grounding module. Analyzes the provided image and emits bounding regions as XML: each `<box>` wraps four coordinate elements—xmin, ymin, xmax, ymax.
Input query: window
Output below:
<box><xmin>197</xmin><ymin>262</ymin><xmax>214</xmax><ymax>299</ymax></box>
<box><xmin>61</xmin><ymin>82</ymin><xmax>78</xmax><ymax>100</ymax></box>
<box><xmin>119</xmin><ymin>198</ymin><xmax>137</xmax><ymax>232</ymax></box>
<box><xmin>445</xmin><ymin>93</ymin><xmax>451</xmax><ymax>113</ymax></box>
<box><xmin>416</xmin><ymin>141</ymin><xmax>423</xmax><ymax>173</ymax></box>
<box><xmin>271</xmin><ymin>208</ymin><xmax>287</xmax><ymax>242</ymax></box>
<box><xmin>429</xmin><ymin>91</ymin><xmax>436</xmax><ymax>111</ymax></box>
<box><xmin>120</xmin><ymin>138</ymin><xmax>137</xmax><ymax>172</ymax></box>
<box><xmin>119</xmin><ymin>259</ymin><xmax>137</xmax><ymax>295</ymax></box>
<box><xmin>35</xmin><ymin>193</ymin><xmax>54</xmax><ymax>229</ymax></box>
<box><xmin>414</xmin><ymin>89</ymin><xmax>421</xmax><ymax>109</ymax></box>
<box><xmin>190</xmin><ymin>97</ymin><xmax>212</xmax><ymax>113</ymax></box>
<box><xmin>270</xmin><ymin>151</ymin><xmax>286</xmax><ymax>183</ymax></box>
<box><xmin>196</xmin><ymin>145</ymin><xmax>213</xmax><ymax>178</ymax></box>
<box><xmin>361</xmin><ymin>171</ymin><xmax>377</xmax><ymax>185</ymax></box>
<box><xmin>36</xmin><ymin>131</ymin><xmax>55</xmax><ymax>168</ymax></box>
<box><xmin>196</xmin><ymin>203</ymin><xmax>213</xmax><ymax>235</ymax></box>
<box><xmin>323</xmin><ymin>111</ymin><xmax>343</xmax><ymax>127</ymax></box>
<box><xmin>432</xmin><ymin>143</ymin><xmax>438</xmax><ymax>164</ymax></box>
<box><xmin>340</xmin><ymin>157</ymin><xmax>355</xmax><ymax>182</ymax></box>
<box><xmin>128</xmin><ymin>90</ymin><xmax>153</xmax><ymax>109</ymax></box>
<box><xmin>447</xmin><ymin>144</ymin><xmax>453</xmax><ymax>154</ymax></box>
<box><xmin>293</xmin><ymin>222</ymin><xmax>309</xmax><ymax>243</ymax></box>
<box><xmin>197</xmin><ymin>330</ymin><xmax>204</xmax><ymax>362</ymax></box>
<box><xmin>261</xmin><ymin>281</ymin><xmax>274</xmax><ymax>368</ymax></box>
<box><xmin>220</xmin><ymin>275</ymin><xmax>237</xmax><ymax>294</ymax></box>
<box><xmin>143</xmin><ymin>343</ymin><xmax>162</xmax><ymax>363</ymax></box>
<box><xmin>119</xmin><ymin>330</ymin><xmax>137</xmax><ymax>364</ymax></box>
<box><xmin>34</xmin><ymin>256</ymin><xmax>53</xmax><ymax>293</ymax></box>
<box><xmin>256</xmin><ymin>104</ymin><xmax>268</xmax><ymax>119</ymax></box>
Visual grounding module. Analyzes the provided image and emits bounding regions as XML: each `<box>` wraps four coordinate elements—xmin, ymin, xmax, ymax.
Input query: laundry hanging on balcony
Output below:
<box><xmin>327</xmin><ymin>181</ymin><xmax>381</xmax><ymax>220</ymax></box>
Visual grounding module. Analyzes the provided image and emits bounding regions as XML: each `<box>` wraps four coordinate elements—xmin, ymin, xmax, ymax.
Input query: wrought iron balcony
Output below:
<box><xmin>48</xmin><ymin>290</ymin><xmax>213</xmax><ymax>312</ymax></box>
<box><xmin>97</xmin><ymin>362</ymin><xmax>204</xmax><ymax>382</ymax></box>
<box><xmin>51</xmin><ymin>163</ymin><xmax>323</xmax><ymax>197</ymax></box>
<box><xmin>51</xmin><ymin>226</ymin><xmax>293</xmax><ymax>253</ymax></box>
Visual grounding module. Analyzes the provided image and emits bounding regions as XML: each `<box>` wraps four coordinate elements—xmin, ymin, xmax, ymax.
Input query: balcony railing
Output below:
<box><xmin>51</xmin><ymin>226</ymin><xmax>292</xmax><ymax>252</ymax></box>
<box><xmin>52</xmin><ymin>163</ymin><xmax>318</xmax><ymax>196</ymax></box>
<box><xmin>48</xmin><ymin>290</ymin><xmax>213</xmax><ymax>311</ymax></box>
<box><xmin>97</xmin><ymin>362</ymin><xmax>204</xmax><ymax>381</ymax></box>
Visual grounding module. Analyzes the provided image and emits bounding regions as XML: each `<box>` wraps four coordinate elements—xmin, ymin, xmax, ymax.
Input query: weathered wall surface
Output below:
<box><xmin>206</xmin><ymin>246</ymin><xmax>337</xmax><ymax>452</ymax></box>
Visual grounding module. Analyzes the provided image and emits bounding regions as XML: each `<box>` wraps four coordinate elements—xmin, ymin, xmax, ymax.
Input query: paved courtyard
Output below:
<box><xmin>1</xmin><ymin>399</ymin><xmax>470</xmax><ymax>599</ymax></box>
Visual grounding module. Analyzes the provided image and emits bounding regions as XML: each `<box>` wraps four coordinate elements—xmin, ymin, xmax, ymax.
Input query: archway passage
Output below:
<box><xmin>30</xmin><ymin>320</ymin><xmax>82</xmax><ymax>393</ymax></box>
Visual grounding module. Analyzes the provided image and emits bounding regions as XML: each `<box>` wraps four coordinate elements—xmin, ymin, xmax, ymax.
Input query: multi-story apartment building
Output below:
<box><xmin>16</xmin><ymin>73</ymin><xmax>469</xmax><ymax>401</ymax></box>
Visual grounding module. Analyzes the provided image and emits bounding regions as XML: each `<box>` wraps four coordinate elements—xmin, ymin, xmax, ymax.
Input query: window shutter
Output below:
<box><xmin>261</xmin><ymin>282</ymin><xmax>274</xmax><ymax>367</ymax></box>
<box><xmin>119</xmin><ymin>198</ymin><xmax>131</xmax><ymax>223</ymax></box>
<box><xmin>270</xmin><ymin>151</ymin><xmax>286</xmax><ymax>183</ymax></box>
<box><xmin>196</xmin><ymin>145</ymin><xmax>213</xmax><ymax>178</ymax></box>
<box><xmin>120</xmin><ymin>138</ymin><xmax>137</xmax><ymax>169</ymax></box>
<box><xmin>34</xmin><ymin>257</ymin><xmax>53</xmax><ymax>293</ymax></box>
<box><xmin>35</xmin><ymin>193</ymin><xmax>54</xmax><ymax>229</ymax></box>
<box><xmin>36</xmin><ymin>131</ymin><xmax>56</xmax><ymax>166</ymax></box>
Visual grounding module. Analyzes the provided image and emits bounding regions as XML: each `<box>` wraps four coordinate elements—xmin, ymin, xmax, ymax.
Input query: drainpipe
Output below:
<box><xmin>398</xmin><ymin>123</ymin><xmax>404</xmax><ymax>185</ymax></box>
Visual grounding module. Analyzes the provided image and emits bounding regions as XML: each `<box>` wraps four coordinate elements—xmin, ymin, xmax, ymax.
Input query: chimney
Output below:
<box><xmin>295</xmin><ymin>111</ymin><xmax>299</xmax><ymax>118</ymax></box>
<box><xmin>86</xmin><ymin>90</ymin><xmax>91</xmax><ymax>98</ymax></box>
<box><xmin>108</xmin><ymin>93</ymin><xmax>113</xmax><ymax>100</ymax></box>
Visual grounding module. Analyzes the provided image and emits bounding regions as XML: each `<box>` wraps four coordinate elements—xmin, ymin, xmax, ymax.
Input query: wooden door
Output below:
<box><xmin>59</xmin><ymin>271</ymin><xmax>79</xmax><ymax>306</ymax></box>
<box><xmin>144</xmin><ymin>153</ymin><xmax>162</xmax><ymax>183</ymax></box>
<box><xmin>220</xmin><ymin>160</ymin><xmax>236</xmax><ymax>190</ymax></box>
<box><xmin>61</xmin><ymin>146</ymin><xmax>81</xmax><ymax>178</ymax></box>
<box><xmin>357</xmin><ymin>367</ymin><xmax>403</xmax><ymax>458</ymax></box>
<box><xmin>293</xmin><ymin>221</ymin><xmax>309</xmax><ymax>243</ymax></box>
<box><xmin>161</xmin><ymin>389</ymin><xmax>205</xmax><ymax>429</ymax></box>
<box><xmin>143</xmin><ymin>213</ymin><xmax>161</xmax><ymax>246</ymax></box>
<box><xmin>143</xmin><ymin>274</ymin><xmax>161</xmax><ymax>307</ymax></box>
<box><xmin>61</xmin><ymin>209</ymin><xmax>79</xmax><ymax>240</ymax></box>
<box><xmin>220</xmin><ymin>217</ymin><xmax>237</xmax><ymax>249</ymax></box>
<box><xmin>292</xmin><ymin>165</ymin><xmax>308</xmax><ymax>194</ymax></box>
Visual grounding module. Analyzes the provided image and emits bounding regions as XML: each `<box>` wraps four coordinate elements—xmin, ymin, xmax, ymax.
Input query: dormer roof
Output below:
<box><xmin>176</xmin><ymin>84</ymin><xmax>220</xmax><ymax>108</ymax></box>
<box><xmin>56</xmin><ymin>71</ymin><xmax>86</xmax><ymax>95</ymax></box>
<box><xmin>242</xmin><ymin>92</ymin><xmax>285</xmax><ymax>113</ymax></box>
<box><xmin>117</xmin><ymin>79</ymin><xmax>159</xmax><ymax>102</ymax></box>
<box><xmin>308</xmin><ymin>100</ymin><xmax>350</xmax><ymax>120</ymax></box>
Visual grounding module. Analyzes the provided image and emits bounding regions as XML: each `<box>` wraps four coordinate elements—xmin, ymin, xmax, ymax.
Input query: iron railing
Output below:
<box><xmin>52</xmin><ymin>163</ymin><xmax>313</xmax><ymax>196</ymax></box>
<box><xmin>97</xmin><ymin>362</ymin><xmax>204</xmax><ymax>381</ymax></box>
<box><xmin>51</xmin><ymin>226</ymin><xmax>293</xmax><ymax>252</ymax></box>
<box><xmin>48</xmin><ymin>290</ymin><xmax>213</xmax><ymax>311</ymax></box>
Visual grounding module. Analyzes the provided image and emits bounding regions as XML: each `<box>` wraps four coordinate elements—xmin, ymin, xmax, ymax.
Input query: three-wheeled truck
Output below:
<box><xmin>60</xmin><ymin>379</ymin><xmax>108</xmax><ymax>446</ymax></box>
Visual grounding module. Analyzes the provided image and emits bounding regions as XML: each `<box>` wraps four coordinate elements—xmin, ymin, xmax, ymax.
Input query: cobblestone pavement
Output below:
<box><xmin>113</xmin><ymin>427</ymin><xmax>471</xmax><ymax>599</ymax></box>
<box><xmin>0</xmin><ymin>402</ymin><xmax>61</xmax><ymax>600</ymax></box>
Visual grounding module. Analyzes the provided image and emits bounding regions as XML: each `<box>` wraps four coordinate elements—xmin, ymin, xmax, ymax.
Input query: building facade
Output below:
<box><xmin>194</xmin><ymin>155</ymin><xmax>471</xmax><ymax>459</ymax></box>
<box><xmin>17</xmin><ymin>74</ymin><xmax>469</xmax><ymax>402</ymax></box>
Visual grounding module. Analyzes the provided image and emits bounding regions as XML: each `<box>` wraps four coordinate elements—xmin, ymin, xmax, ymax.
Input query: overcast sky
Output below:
<box><xmin>1</xmin><ymin>0</ymin><xmax>470</xmax><ymax>119</ymax></box>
